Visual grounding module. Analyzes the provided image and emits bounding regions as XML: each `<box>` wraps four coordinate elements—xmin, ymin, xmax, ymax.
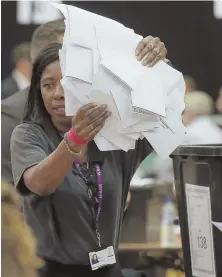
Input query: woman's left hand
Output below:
<box><xmin>135</xmin><ymin>36</ymin><xmax>167</xmax><ymax>67</ymax></box>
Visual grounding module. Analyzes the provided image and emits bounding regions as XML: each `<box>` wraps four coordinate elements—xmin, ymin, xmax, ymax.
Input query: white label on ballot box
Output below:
<box><xmin>185</xmin><ymin>184</ymin><xmax>216</xmax><ymax>277</ymax></box>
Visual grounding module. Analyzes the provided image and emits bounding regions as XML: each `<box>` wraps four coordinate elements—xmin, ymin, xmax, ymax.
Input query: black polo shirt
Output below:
<box><xmin>10</xmin><ymin>120</ymin><xmax>152</xmax><ymax>264</ymax></box>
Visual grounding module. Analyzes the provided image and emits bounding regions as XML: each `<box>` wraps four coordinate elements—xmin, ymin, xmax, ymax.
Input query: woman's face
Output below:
<box><xmin>40</xmin><ymin>60</ymin><xmax>72</xmax><ymax>131</ymax></box>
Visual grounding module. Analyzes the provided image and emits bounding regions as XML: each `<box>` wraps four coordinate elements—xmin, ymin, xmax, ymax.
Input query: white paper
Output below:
<box><xmin>60</xmin><ymin>27</ymin><xmax>68</xmax><ymax>74</ymax></box>
<box><xmin>60</xmin><ymin>22</ymin><xmax>100</xmax><ymax>75</ymax></box>
<box><xmin>61</xmin><ymin>77</ymin><xmax>90</xmax><ymax>116</ymax></box>
<box><xmin>111</xmin><ymin>85</ymin><xmax>159</xmax><ymax>129</ymax></box>
<box><xmin>125</xmin><ymin>132</ymin><xmax>141</xmax><ymax>140</ymax></box>
<box><xmin>52</xmin><ymin>3</ymin><xmax>123</xmax><ymax>28</ymax></box>
<box><xmin>59</xmin><ymin>49</ymin><xmax>65</xmax><ymax>76</ymax></box>
<box><xmin>94</xmin><ymin>136</ymin><xmax>119</xmax><ymax>151</ymax></box>
<box><xmin>53</xmin><ymin>2</ymin><xmax>186</xmax><ymax>154</ymax></box>
<box><xmin>142</xmin><ymin>107</ymin><xmax>186</xmax><ymax>159</ymax></box>
<box><xmin>100</xmin><ymin>49</ymin><xmax>144</xmax><ymax>90</ymax></box>
<box><xmin>51</xmin><ymin>2</ymin><xmax>68</xmax><ymax>18</ymax></box>
<box><xmin>131</xmin><ymin>68</ymin><xmax>166</xmax><ymax>117</ymax></box>
<box><xmin>166</xmin><ymin>73</ymin><xmax>186</xmax><ymax>116</ymax></box>
<box><xmin>88</xmin><ymin>89</ymin><xmax>118</xmax><ymax>115</ymax></box>
<box><xmin>117</xmin><ymin>120</ymin><xmax>158</xmax><ymax>134</ymax></box>
<box><xmin>94</xmin><ymin>24</ymin><xmax>141</xmax><ymax>58</ymax></box>
<box><xmin>87</xmin><ymin>88</ymin><xmax>137</xmax><ymax>151</ymax></box>
<box><xmin>52</xmin><ymin>3</ymin><xmax>124</xmax><ymax>48</ymax></box>
<box><xmin>65</xmin><ymin>20</ymin><xmax>97</xmax><ymax>49</ymax></box>
<box><xmin>90</xmin><ymin>65</ymin><xmax>121</xmax><ymax>95</ymax></box>
<box><xmin>66</xmin><ymin>78</ymin><xmax>90</xmax><ymax>102</ymax></box>
<box><xmin>61</xmin><ymin>77</ymin><xmax>80</xmax><ymax>116</ymax></box>
<box><xmin>185</xmin><ymin>184</ymin><xmax>216</xmax><ymax>277</ymax></box>
<box><xmin>95</xmin><ymin>25</ymin><xmax>144</xmax><ymax>89</ymax></box>
<box><xmin>87</xmin><ymin>88</ymin><xmax>119</xmax><ymax>131</ymax></box>
<box><xmin>64</xmin><ymin>43</ymin><xmax>93</xmax><ymax>83</ymax></box>
<box><xmin>212</xmin><ymin>222</ymin><xmax>222</xmax><ymax>233</ymax></box>
<box><xmin>99</xmin><ymin>128</ymin><xmax>136</xmax><ymax>152</ymax></box>
<box><xmin>92</xmin><ymin>38</ymin><xmax>101</xmax><ymax>75</ymax></box>
<box><xmin>111</xmin><ymin>84</ymin><xmax>137</xmax><ymax>127</ymax></box>
<box><xmin>152</xmin><ymin>60</ymin><xmax>184</xmax><ymax>96</ymax></box>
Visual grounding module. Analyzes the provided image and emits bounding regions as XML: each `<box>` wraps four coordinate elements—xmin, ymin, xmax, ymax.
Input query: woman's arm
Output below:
<box><xmin>11</xmin><ymin>104</ymin><xmax>110</xmax><ymax>196</ymax></box>
<box><xmin>23</xmin><ymin>138</ymin><xmax>82</xmax><ymax>196</ymax></box>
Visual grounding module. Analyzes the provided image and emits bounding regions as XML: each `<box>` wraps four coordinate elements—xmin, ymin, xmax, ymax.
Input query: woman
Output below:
<box><xmin>11</xmin><ymin>40</ymin><xmax>168</xmax><ymax>277</ymax></box>
<box><xmin>91</xmin><ymin>254</ymin><xmax>99</xmax><ymax>265</ymax></box>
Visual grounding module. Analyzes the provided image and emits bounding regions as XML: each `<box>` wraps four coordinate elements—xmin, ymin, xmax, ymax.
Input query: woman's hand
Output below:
<box><xmin>71</xmin><ymin>103</ymin><xmax>111</xmax><ymax>142</ymax></box>
<box><xmin>135</xmin><ymin>36</ymin><xmax>167</xmax><ymax>67</ymax></box>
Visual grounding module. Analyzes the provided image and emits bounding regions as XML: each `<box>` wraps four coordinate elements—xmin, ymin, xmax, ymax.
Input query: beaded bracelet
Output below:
<box><xmin>63</xmin><ymin>132</ymin><xmax>82</xmax><ymax>156</ymax></box>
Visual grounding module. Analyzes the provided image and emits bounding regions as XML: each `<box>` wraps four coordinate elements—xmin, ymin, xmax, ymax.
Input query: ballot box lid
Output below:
<box><xmin>171</xmin><ymin>144</ymin><xmax>222</xmax><ymax>157</ymax></box>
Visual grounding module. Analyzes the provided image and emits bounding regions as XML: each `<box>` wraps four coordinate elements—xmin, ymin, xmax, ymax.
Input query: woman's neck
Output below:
<box><xmin>52</xmin><ymin>120</ymin><xmax>71</xmax><ymax>134</ymax></box>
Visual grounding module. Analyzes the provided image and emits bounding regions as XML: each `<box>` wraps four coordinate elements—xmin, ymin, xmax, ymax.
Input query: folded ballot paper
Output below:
<box><xmin>52</xmin><ymin>3</ymin><xmax>187</xmax><ymax>158</ymax></box>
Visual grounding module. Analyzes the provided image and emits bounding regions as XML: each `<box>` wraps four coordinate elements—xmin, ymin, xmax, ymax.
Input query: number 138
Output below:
<box><xmin>197</xmin><ymin>236</ymin><xmax>207</xmax><ymax>249</ymax></box>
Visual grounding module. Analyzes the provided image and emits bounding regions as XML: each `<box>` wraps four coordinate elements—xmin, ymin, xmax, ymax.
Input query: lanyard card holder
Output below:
<box><xmin>74</xmin><ymin>160</ymin><xmax>116</xmax><ymax>270</ymax></box>
<box><xmin>89</xmin><ymin>246</ymin><xmax>116</xmax><ymax>271</ymax></box>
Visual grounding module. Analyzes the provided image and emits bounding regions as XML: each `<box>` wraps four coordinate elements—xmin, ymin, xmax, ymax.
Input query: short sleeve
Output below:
<box><xmin>10</xmin><ymin>123</ymin><xmax>47</xmax><ymax>195</ymax></box>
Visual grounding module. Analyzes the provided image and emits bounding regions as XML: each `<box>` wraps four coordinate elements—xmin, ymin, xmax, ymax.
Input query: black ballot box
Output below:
<box><xmin>171</xmin><ymin>144</ymin><xmax>222</xmax><ymax>277</ymax></box>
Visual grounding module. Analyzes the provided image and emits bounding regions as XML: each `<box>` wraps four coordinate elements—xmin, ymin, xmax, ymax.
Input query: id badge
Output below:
<box><xmin>89</xmin><ymin>246</ymin><xmax>116</xmax><ymax>271</ymax></box>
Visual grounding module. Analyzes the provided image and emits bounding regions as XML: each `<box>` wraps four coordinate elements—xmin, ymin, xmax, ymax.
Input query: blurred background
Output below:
<box><xmin>1</xmin><ymin>1</ymin><xmax>222</xmax><ymax>99</ymax></box>
<box><xmin>1</xmin><ymin>1</ymin><xmax>222</xmax><ymax>277</ymax></box>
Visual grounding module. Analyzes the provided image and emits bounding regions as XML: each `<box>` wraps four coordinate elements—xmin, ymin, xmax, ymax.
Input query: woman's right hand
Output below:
<box><xmin>71</xmin><ymin>103</ymin><xmax>111</xmax><ymax>142</ymax></box>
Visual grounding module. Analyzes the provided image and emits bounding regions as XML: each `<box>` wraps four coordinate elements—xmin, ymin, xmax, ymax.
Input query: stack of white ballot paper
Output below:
<box><xmin>52</xmin><ymin>3</ymin><xmax>187</xmax><ymax>158</ymax></box>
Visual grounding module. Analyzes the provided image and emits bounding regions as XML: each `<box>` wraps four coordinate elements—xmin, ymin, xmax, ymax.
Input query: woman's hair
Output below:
<box><xmin>24</xmin><ymin>42</ymin><xmax>62</xmax><ymax>122</ymax></box>
<box><xmin>1</xmin><ymin>182</ymin><xmax>43</xmax><ymax>277</ymax></box>
<box><xmin>92</xmin><ymin>254</ymin><xmax>98</xmax><ymax>260</ymax></box>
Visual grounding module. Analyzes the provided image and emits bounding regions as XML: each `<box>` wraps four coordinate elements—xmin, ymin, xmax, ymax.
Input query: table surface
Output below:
<box><xmin>119</xmin><ymin>242</ymin><xmax>182</xmax><ymax>251</ymax></box>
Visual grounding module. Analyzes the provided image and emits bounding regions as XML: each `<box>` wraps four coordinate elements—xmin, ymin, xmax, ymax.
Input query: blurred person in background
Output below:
<box><xmin>213</xmin><ymin>86</ymin><xmax>222</xmax><ymax>128</ymax></box>
<box><xmin>2</xmin><ymin>182</ymin><xmax>42</xmax><ymax>277</ymax></box>
<box><xmin>216</xmin><ymin>86</ymin><xmax>222</xmax><ymax>113</ymax></box>
<box><xmin>184</xmin><ymin>74</ymin><xmax>197</xmax><ymax>93</ymax></box>
<box><xmin>1</xmin><ymin>19</ymin><xmax>65</xmax><ymax>184</ymax></box>
<box><xmin>183</xmin><ymin>90</ymin><xmax>222</xmax><ymax>144</ymax></box>
<box><xmin>10</xmin><ymin>39</ymin><xmax>168</xmax><ymax>277</ymax></box>
<box><xmin>1</xmin><ymin>42</ymin><xmax>32</xmax><ymax>100</ymax></box>
<box><xmin>151</xmin><ymin>90</ymin><xmax>222</xmax><ymax>184</ymax></box>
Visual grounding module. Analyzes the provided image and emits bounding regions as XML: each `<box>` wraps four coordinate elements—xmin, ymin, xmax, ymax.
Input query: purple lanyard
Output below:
<box><xmin>74</xmin><ymin>159</ymin><xmax>103</xmax><ymax>247</ymax></box>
